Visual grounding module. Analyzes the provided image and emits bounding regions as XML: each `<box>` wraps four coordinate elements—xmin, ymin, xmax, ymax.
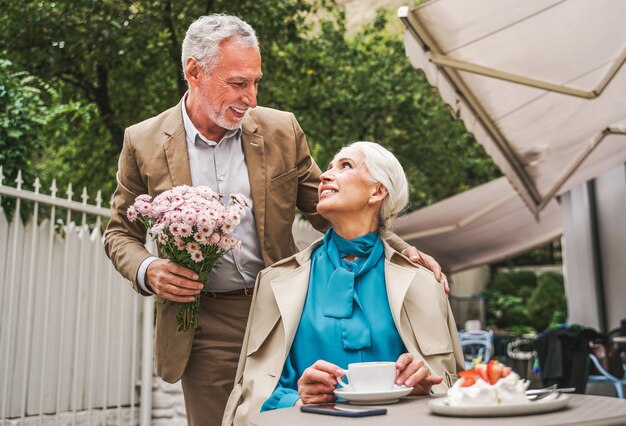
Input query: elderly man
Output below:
<box><xmin>104</xmin><ymin>14</ymin><xmax>445</xmax><ymax>426</ymax></box>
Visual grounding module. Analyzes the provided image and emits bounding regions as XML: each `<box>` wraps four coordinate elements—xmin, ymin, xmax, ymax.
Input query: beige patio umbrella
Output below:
<box><xmin>394</xmin><ymin>177</ymin><xmax>561</xmax><ymax>272</ymax></box>
<box><xmin>399</xmin><ymin>0</ymin><xmax>626</xmax><ymax>217</ymax></box>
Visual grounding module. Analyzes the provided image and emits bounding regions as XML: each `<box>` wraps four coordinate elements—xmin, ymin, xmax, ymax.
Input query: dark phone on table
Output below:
<box><xmin>300</xmin><ymin>404</ymin><xmax>387</xmax><ymax>417</ymax></box>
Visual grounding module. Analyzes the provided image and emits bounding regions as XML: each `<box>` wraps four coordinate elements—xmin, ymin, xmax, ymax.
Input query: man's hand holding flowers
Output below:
<box><xmin>127</xmin><ymin>185</ymin><xmax>249</xmax><ymax>332</ymax></box>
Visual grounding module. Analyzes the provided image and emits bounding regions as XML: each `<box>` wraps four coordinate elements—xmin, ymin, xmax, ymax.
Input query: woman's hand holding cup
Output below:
<box><xmin>395</xmin><ymin>353</ymin><xmax>443</xmax><ymax>394</ymax></box>
<box><xmin>296</xmin><ymin>359</ymin><xmax>343</xmax><ymax>405</ymax></box>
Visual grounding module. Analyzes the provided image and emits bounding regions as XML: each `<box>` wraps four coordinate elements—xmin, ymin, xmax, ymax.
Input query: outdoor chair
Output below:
<box><xmin>608</xmin><ymin>322</ymin><xmax>626</xmax><ymax>363</ymax></box>
<box><xmin>587</xmin><ymin>353</ymin><xmax>626</xmax><ymax>399</ymax></box>
<box><xmin>459</xmin><ymin>329</ymin><xmax>494</xmax><ymax>369</ymax></box>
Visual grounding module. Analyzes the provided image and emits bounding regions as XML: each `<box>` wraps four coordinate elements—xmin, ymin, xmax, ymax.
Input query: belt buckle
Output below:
<box><xmin>244</xmin><ymin>287</ymin><xmax>251</xmax><ymax>296</ymax></box>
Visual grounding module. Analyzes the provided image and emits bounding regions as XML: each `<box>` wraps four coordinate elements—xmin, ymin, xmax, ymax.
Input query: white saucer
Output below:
<box><xmin>428</xmin><ymin>393</ymin><xmax>570</xmax><ymax>417</ymax></box>
<box><xmin>334</xmin><ymin>385</ymin><xmax>413</xmax><ymax>405</ymax></box>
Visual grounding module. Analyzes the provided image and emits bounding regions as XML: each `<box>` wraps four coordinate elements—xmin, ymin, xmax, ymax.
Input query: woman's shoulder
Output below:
<box><xmin>382</xmin><ymin>241</ymin><xmax>436</xmax><ymax>274</ymax></box>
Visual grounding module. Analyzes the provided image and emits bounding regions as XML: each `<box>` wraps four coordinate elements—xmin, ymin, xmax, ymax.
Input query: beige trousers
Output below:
<box><xmin>181</xmin><ymin>293</ymin><xmax>252</xmax><ymax>426</ymax></box>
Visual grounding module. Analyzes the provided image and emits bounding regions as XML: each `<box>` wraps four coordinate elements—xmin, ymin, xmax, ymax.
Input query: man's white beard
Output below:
<box><xmin>207</xmin><ymin>105</ymin><xmax>243</xmax><ymax>131</ymax></box>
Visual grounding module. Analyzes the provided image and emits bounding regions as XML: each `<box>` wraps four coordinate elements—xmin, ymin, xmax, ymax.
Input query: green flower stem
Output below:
<box><xmin>168</xmin><ymin>246</ymin><xmax>223</xmax><ymax>332</ymax></box>
<box><xmin>142</xmin><ymin>218</ymin><xmax>230</xmax><ymax>332</ymax></box>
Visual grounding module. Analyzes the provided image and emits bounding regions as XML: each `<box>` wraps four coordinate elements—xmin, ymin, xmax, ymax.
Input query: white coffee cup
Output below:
<box><xmin>337</xmin><ymin>361</ymin><xmax>397</xmax><ymax>392</ymax></box>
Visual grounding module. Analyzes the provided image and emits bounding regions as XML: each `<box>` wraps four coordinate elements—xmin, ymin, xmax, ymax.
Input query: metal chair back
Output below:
<box><xmin>587</xmin><ymin>353</ymin><xmax>626</xmax><ymax>399</ymax></box>
<box><xmin>459</xmin><ymin>329</ymin><xmax>494</xmax><ymax>369</ymax></box>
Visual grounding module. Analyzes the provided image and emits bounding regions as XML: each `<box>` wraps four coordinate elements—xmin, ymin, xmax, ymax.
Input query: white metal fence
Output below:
<box><xmin>0</xmin><ymin>169</ymin><xmax>153</xmax><ymax>425</ymax></box>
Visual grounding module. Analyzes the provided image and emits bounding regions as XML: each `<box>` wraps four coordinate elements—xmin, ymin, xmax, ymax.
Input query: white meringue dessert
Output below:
<box><xmin>447</xmin><ymin>362</ymin><xmax>530</xmax><ymax>406</ymax></box>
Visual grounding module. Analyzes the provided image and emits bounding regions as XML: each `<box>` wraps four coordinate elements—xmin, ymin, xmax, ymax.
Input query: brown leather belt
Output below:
<box><xmin>204</xmin><ymin>287</ymin><xmax>254</xmax><ymax>298</ymax></box>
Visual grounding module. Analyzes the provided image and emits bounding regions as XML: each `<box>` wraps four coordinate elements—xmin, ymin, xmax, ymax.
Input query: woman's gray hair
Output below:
<box><xmin>181</xmin><ymin>14</ymin><xmax>259</xmax><ymax>79</ymax></box>
<box><xmin>343</xmin><ymin>141</ymin><xmax>409</xmax><ymax>230</ymax></box>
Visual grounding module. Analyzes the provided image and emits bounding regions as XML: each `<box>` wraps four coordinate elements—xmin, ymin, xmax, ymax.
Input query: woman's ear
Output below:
<box><xmin>368</xmin><ymin>183</ymin><xmax>388</xmax><ymax>205</ymax></box>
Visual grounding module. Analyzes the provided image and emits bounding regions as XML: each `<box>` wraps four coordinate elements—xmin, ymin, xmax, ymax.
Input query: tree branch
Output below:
<box><xmin>93</xmin><ymin>65</ymin><xmax>123</xmax><ymax>149</ymax></box>
<box><xmin>163</xmin><ymin>0</ymin><xmax>187</xmax><ymax>97</ymax></box>
<box><xmin>56</xmin><ymin>73</ymin><xmax>94</xmax><ymax>97</ymax></box>
<box><xmin>204</xmin><ymin>0</ymin><xmax>214</xmax><ymax>15</ymax></box>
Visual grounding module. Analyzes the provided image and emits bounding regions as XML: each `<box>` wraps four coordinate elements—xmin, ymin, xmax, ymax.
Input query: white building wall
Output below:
<box><xmin>560</xmin><ymin>185</ymin><xmax>603</xmax><ymax>329</ymax></box>
<box><xmin>593</xmin><ymin>165</ymin><xmax>626</xmax><ymax>330</ymax></box>
<box><xmin>560</xmin><ymin>163</ymin><xmax>626</xmax><ymax>332</ymax></box>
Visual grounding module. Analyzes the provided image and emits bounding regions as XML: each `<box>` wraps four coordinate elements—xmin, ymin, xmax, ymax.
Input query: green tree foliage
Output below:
<box><xmin>484</xmin><ymin>270</ymin><xmax>567</xmax><ymax>333</ymax></box>
<box><xmin>268</xmin><ymin>10</ymin><xmax>499</xmax><ymax>208</ymax></box>
<box><xmin>1</xmin><ymin>1</ymin><xmax>498</xmax><ymax>207</ymax></box>
<box><xmin>0</xmin><ymin>59</ymin><xmax>83</xmax><ymax>217</ymax></box>
<box><xmin>0</xmin><ymin>59</ymin><xmax>48</xmax><ymax>182</ymax></box>
<box><xmin>0</xmin><ymin>0</ymin><xmax>325</xmax><ymax>198</ymax></box>
<box><xmin>484</xmin><ymin>271</ymin><xmax>535</xmax><ymax>330</ymax></box>
<box><xmin>527</xmin><ymin>272</ymin><xmax>567</xmax><ymax>331</ymax></box>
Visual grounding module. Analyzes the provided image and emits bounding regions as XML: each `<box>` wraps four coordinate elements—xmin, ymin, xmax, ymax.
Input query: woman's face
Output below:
<box><xmin>316</xmin><ymin>147</ymin><xmax>381</xmax><ymax>221</ymax></box>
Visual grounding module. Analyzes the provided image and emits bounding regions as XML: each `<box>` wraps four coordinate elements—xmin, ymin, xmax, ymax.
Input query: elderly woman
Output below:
<box><xmin>222</xmin><ymin>142</ymin><xmax>464</xmax><ymax>426</ymax></box>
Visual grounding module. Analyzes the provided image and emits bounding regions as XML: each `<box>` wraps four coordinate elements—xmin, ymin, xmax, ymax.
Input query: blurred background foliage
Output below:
<box><xmin>0</xmin><ymin>0</ymin><xmax>500</xmax><ymax>213</ymax></box>
<box><xmin>484</xmin><ymin>269</ymin><xmax>567</xmax><ymax>333</ymax></box>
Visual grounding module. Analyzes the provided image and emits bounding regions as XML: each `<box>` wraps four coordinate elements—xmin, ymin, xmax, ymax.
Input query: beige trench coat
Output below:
<box><xmin>222</xmin><ymin>239</ymin><xmax>464</xmax><ymax>426</ymax></box>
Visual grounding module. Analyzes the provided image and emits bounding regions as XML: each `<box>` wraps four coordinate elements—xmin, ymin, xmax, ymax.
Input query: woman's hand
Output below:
<box><xmin>395</xmin><ymin>353</ymin><xmax>443</xmax><ymax>395</ymax></box>
<box><xmin>297</xmin><ymin>360</ymin><xmax>343</xmax><ymax>405</ymax></box>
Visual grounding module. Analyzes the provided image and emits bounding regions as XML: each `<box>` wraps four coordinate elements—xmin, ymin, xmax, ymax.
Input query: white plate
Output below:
<box><xmin>334</xmin><ymin>385</ymin><xmax>413</xmax><ymax>405</ymax></box>
<box><xmin>428</xmin><ymin>393</ymin><xmax>570</xmax><ymax>417</ymax></box>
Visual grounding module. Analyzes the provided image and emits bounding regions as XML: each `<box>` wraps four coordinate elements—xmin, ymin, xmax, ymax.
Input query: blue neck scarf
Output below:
<box><xmin>318</xmin><ymin>228</ymin><xmax>384</xmax><ymax>350</ymax></box>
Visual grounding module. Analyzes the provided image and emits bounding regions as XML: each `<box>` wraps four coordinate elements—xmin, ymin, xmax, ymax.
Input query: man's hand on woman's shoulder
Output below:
<box><xmin>401</xmin><ymin>247</ymin><xmax>449</xmax><ymax>294</ymax></box>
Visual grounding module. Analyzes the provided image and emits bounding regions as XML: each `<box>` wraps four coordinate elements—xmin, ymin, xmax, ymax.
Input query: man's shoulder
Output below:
<box><xmin>126</xmin><ymin>103</ymin><xmax>182</xmax><ymax>138</ymax></box>
<box><xmin>248</xmin><ymin>105</ymin><xmax>293</xmax><ymax>120</ymax></box>
<box><xmin>246</xmin><ymin>105</ymin><xmax>297</xmax><ymax>130</ymax></box>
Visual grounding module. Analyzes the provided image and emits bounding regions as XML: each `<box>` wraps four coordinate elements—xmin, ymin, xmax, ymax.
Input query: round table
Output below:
<box><xmin>248</xmin><ymin>394</ymin><xmax>626</xmax><ymax>426</ymax></box>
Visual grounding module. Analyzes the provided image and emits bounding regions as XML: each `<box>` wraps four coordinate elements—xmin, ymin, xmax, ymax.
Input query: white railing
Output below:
<box><xmin>0</xmin><ymin>168</ymin><xmax>153</xmax><ymax>425</ymax></box>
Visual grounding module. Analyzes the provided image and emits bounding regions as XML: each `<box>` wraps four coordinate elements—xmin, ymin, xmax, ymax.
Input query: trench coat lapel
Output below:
<box><xmin>270</xmin><ymin>261</ymin><xmax>311</xmax><ymax>356</ymax></box>
<box><xmin>384</xmin><ymin>245</ymin><xmax>438</xmax><ymax>375</ymax></box>
<box><xmin>241</xmin><ymin>113</ymin><xmax>267</xmax><ymax>254</ymax></box>
<box><xmin>384</xmin><ymin>260</ymin><xmax>414</xmax><ymax>329</ymax></box>
<box><xmin>162</xmin><ymin>100</ymin><xmax>192</xmax><ymax>186</ymax></box>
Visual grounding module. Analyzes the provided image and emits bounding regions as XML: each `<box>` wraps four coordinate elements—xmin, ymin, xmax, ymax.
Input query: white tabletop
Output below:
<box><xmin>248</xmin><ymin>394</ymin><xmax>626</xmax><ymax>426</ymax></box>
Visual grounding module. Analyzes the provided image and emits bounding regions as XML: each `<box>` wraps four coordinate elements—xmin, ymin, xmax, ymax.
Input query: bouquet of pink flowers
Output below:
<box><xmin>127</xmin><ymin>185</ymin><xmax>249</xmax><ymax>332</ymax></box>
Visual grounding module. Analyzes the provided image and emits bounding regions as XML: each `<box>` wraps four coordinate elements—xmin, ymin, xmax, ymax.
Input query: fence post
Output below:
<box><xmin>140</xmin><ymin>296</ymin><xmax>154</xmax><ymax>426</ymax></box>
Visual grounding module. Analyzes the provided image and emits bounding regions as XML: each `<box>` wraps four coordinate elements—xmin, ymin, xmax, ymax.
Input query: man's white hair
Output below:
<box><xmin>341</xmin><ymin>141</ymin><xmax>409</xmax><ymax>231</ymax></box>
<box><xmin>181</xmin><ymin>14</ymin><xmax>258</xmax><ymax>80</ymax></box>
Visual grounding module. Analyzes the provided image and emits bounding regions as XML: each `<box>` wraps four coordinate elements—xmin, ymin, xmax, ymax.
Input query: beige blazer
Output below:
<box><xmin>104</xmin><ymin>101</ymin><xmax>326</xmax><ymax>382</ymax></box>
<box><xmin>222</xmin><ymin>239</ymin><xmax>464</xmax><ymax>426</ymax></box>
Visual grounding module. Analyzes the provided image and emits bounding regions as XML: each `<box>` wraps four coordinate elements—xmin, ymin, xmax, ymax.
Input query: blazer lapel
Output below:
<box><xmin>270</xmin><ymin>262</ymin><xmax>311</xmax><ymax>356</ymax></box>
<box><xmin>241</xmin><ymin>113</ymin><xmax>267</xmax><ymax>254</ymax></box>
<box><xmin>163</xmin><ymin>100</ymin><xmax>192</xmax><ymax>187</ymax></box>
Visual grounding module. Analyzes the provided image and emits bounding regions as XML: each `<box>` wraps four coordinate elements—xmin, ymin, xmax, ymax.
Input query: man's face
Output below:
<box><xmin>193</xmin><ymin>39</ymin><xmax>262</xmax><ymax>131</ymax></box>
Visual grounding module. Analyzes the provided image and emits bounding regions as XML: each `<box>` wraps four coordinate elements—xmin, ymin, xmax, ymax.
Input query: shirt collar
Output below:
<box><xmin>181</xmin><ymin>93</ymin><xmax>241</xmax><ymax>147</ymax></box>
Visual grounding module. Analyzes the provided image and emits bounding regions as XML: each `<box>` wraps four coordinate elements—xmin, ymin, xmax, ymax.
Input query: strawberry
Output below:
<box><xmin>459</xmin><ymin>361</ymin><xmax>515</xmax><ymax>387</ymax></box>
<box><xmin>502</xmin><ymin>366</ymin><xmax>512</xmax><ymax>378</ymax></box>
<box><xmin>474</xmin><ymin>363</ymin><xmax>488</xmax><ymax>382</ymax></box>
<box><xmin>487</xmin><ymin>360</ymin><xmax>503</xmax><ymax>385</ymax></box>
<box><xmin>459</xmin><ymin>370</ymin><xmax>478</xmax><ymax>387</ymax></box>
